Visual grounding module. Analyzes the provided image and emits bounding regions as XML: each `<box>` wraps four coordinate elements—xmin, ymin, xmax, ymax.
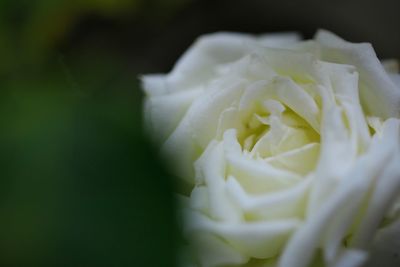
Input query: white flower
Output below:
<box><xmin>141</xmin><ymin>30</ymin><xmax>400</xmax><ymax>267</ymax></box>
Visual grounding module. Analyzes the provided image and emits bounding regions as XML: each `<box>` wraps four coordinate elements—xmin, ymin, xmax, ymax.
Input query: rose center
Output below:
<box><xmin>238</xmin><ymin>100</ymin><xmax>320</xmax><ymax>175</ymax></box>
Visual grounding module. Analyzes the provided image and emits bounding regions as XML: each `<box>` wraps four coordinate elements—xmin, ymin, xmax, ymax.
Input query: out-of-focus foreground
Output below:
<box><xmin>0</xmin><ymin>0</ymin><xmax>185</xmax><ymax>265</ymax></box>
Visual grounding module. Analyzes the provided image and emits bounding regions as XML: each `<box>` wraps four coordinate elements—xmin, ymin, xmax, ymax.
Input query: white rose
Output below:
<box><xmin>141</xmin><ymin>30</ymin><xmax>400</xmax><ymax>267</ymax></box>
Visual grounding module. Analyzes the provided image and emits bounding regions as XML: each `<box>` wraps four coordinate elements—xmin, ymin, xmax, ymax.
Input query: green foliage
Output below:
<box><xmin>0</xmin><ymin>0</ymin><xmax>186</xmax><ymax>265</ymax></box>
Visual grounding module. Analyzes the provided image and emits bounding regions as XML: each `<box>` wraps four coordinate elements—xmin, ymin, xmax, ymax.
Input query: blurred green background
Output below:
<box><xmin>0</xmin><ymin>0</ymin><xmax>399</xmax><ymax>266</ymax></box>
<box><xmin>0</xmin><ymin>0</ymin><xmax>187</xmax><ymax>266</ymax></box>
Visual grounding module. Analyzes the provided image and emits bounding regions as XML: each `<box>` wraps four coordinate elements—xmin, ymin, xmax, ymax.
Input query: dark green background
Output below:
<box><xmin>0</xmin><ymin>0</ymin><xmax>399</xmax><ymax>266</ymax></box>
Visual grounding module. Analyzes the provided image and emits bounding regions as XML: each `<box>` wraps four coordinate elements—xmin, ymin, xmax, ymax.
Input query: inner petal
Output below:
<box><xmin>250</xmin><ymin>115</ymin><xmax>317</xmax><ymax>158</ymax></box>
<box><xmin>264</xmin><ymin>143</ymin><xmax>320</xmax><ymax>175</ymax></box>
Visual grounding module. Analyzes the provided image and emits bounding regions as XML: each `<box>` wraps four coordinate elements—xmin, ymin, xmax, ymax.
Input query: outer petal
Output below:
<box><xmin>185</xmin><ymin>210</ymin><xmax>300</xmax><ymax>262</ymax></box>
<box><xmin>349</xmin><ymin>119</ymin><xmax>400</xmax><ymax>249</ymax></box>
<box><xmin>141</xmin><ymin>74</ymin><xmax>167</xmax><ymax>96</ymax></box>
<box><xmin>166</xmin><ymin>32</ymin><xmax>257</xmax><ymax>92</ymax></box>
<box><xmin>389</xmin><ymin>73</ymin><xmax>400</xmax><ymax>88</ymax></box>
<box><xmin>315</xmin><ymin>29</ymin><xmax>400</xmax><ymax>118</ymax></box>
<box><xmin>144</xmin><ymin>88</ymin><xmax>202</xmax><ymax>142</ymax></box>
<box><xmin>279</xmin><ymin>118</ymin><xmax>399</xmax><ymax>267</ymax></box>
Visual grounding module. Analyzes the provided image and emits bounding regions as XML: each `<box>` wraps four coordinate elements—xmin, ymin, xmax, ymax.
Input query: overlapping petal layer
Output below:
<box><xmin>142</xmin><ymin>30</ymin><xmax>400</xmax><ymax>267</ymax></box>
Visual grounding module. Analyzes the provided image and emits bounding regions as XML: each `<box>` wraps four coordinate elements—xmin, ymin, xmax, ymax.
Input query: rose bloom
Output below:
<box><xmin>141</xmin><ymin>30</ymin><xmax>400</xmax><ymax>267</ymax></box>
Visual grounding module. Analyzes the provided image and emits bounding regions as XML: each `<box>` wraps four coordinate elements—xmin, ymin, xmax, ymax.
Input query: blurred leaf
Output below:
<box><xmin>0</xmin><ymin>73</ymin><xmax>177</xmax><ymax>266</ymax></box>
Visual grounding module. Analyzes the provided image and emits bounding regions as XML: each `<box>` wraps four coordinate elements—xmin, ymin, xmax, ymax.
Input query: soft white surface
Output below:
<box><xmin>142</xmin><ymin>30</ymin><xmax>400</xmax><ymax>267</ymax></box>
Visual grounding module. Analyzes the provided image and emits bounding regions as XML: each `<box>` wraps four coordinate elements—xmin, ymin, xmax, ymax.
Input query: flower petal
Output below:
<box><xmin>315</xmin><ymin>29</ymin><xmax>400</xmax><ymax>118</ymax></box>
